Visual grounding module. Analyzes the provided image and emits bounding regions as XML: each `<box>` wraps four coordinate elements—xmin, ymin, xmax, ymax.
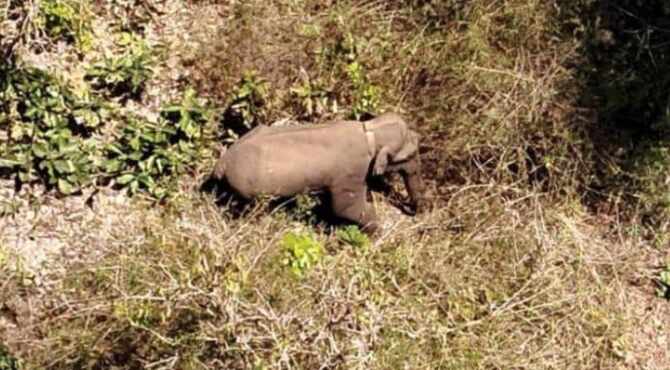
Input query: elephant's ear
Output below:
<box><xmin>373</xmin><ymin>147</ymin><xmax>390</xmax><ymax>176</ymax></box>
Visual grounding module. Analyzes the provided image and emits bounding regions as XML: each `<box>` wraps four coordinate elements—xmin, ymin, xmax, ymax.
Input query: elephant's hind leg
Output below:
<box><xmin>330</xmin><ymin>185</ymin><xmax>379</xmax><ymax>235</ymax></box>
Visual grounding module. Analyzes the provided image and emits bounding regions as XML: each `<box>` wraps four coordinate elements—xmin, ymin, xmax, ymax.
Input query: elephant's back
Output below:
<box><xmin>223</xmin><ymin>124</ymin><xmax>368</xmax><ymax>196</ymax></box>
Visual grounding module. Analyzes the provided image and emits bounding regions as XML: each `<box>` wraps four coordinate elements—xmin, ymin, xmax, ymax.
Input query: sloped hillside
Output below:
<box><xmin>1</xmin><ymin>1</ymin><xmax>669</xmax><ymax>369</ymax></box>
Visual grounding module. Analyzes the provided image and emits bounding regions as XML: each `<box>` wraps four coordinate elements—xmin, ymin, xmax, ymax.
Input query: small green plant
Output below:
<box><xmin>281</xmin><ymin>231</ymin><xmax>324</xmax><ymax>278</ymax></box>
<box><xmin>85</xmin><ymin>32</ymin><xmax>153</xmax><ymax>99</ymax></box>
<box><xmin>160</xmin><ymin>87</ymin><xmax>210</xmax><ymax>141</ymax></box>
<box><xmin>655</xmin><ymin>264</ymin><xmax>670</xmax><ymax>299</ymax></box>
<box><xmin>336</xmin><ymin>225</ymin><xmax>370</xmax><ymax>250</ymax></box>
<box><xmin>290</xmin><ymin>193</ymin><xmax>322</xmax><ymax>224</ymax></box>
<box><xmin>315</xmin><ymin>29</ymin><xmax>360</xmax><ymax>65</ymax></box>
<box><xmin>290</xmin><ymin>77</ymin><xmax>337</xmax><ymax>119</ymax></box>
<box><xmin>312</xmin><ymin>29</ymin><xmax>380</xmax><ymax>119</ymax></box>
<box><xmin>38</xmin><ymin>0</ymin><xmax>93</xmax><ymax>51</ymax></box>
<box><xmin>222</xmin><ymin>70</ymin><xmax>269</xmax><ymax>139</ymax></box>
<box><xmin>346</xmin><ymin>61</ymin><xmax>380</xmax><ymax>120</ymax></box>
<box><xmin>0</xmin><ymin>344</ymin><xmax>21</xmax><ymax>370</ymax></box>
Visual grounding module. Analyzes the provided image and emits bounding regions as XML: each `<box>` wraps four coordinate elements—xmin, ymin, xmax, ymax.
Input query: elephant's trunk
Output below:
<box><xmin>212</xmin><ymin>146</ymin><xmax>228</xmax><ymax>180</ymax></box>
<box><xmin>402</xmin><ymin>157</ymin><xmax>425</xmax><ymax>214</ymax></box>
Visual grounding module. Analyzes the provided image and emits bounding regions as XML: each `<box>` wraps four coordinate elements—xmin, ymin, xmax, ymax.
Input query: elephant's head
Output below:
<box><xmin>366</xmin><ymin>113</ymin><xmax>425</xmax><ymax>214</ymax></box>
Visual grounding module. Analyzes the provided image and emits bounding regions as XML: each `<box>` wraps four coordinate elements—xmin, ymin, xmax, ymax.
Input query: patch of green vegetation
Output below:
<box><xmin>284</xmin><ymin>192</ymin><xmax>323</xmax><ymax>225</ymax></box>
<box><xmin>336</xmin><ymin>225</ymin><xmax>370</xmax><ymax>250</ymax></box>
<box><xmin>85</xmin><ymin>32</ymin><xmax>153</xmax><ymax>99</ymax></box>
<box><xmin>346</xmin><ymin>60</ymin><xmax>381</xmax><ymax>120</ymax></box>
<box><xmin>0</xmin><ymin>65</ymin><xmax>107</xmax><ymax>194</ymax></box>
<box><xmin>38</xmin><ymin>0</ymin><xmax>94</xmax><ymax>51</ymax></box>
<box><xmin>281</xmin><ymin>231</ymin><xmax>324</xmax><ymax>278</ymax></box>
<box><xmin>222</xmin><ymin>70</ymin><xmax>269</xmax><ymax>139</ymax></box>
<box><xmin>309</xmin><ymin>25</ymin><xmax>381</xmax><ymax>119</ymax></box>
<box><xmin>1</xmin><ymin>63</ymin><xmax>210</xmax><ymax>198</ymax></box>
<box><xmin>104</xmin><ymin>88</ymin><xmax>210</xmax><ymax>198</ymax></box>
<box><xmin>656</xmin><ymin>263</ymin><xmax>670</xmax><ymax>299</ymax></box>
<box><xmin>289</xmin><ymin>76</ymin><xmax>336</xmax><ymax>120</ymax></box>
<box><xmin>0</xmin><ymin>345</ymin><xmax>21</xmax><ymax>370</ymax></box>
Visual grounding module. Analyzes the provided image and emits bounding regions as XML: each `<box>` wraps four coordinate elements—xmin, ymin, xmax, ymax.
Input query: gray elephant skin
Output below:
<box><xmin>210</xmin><ymin>112</ymin><xmax>425</xmax><ymax>235</ymax></box>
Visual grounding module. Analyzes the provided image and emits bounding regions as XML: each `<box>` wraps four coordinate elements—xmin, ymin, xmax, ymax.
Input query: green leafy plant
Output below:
<box><xmin>281</xmin><ymin>231</ymin><xmax>324</xmax><ymax>278</ymax></box>
<box><xmin>104</xmin><ymin>88</ymin><xmax>209</xmax><ymax>198</ymax></box>
<box><xmin>38</xmin><ymin>0</ymin><xmax>93</xmax><ymax>51</ymax></box>
<box><xmin>160</xmin><ymin>87</ymin><xmax>210</xmax><ymax>141</ymax></box>
<box><xmin>315</xmin><ymin>28</ymin><xmax>360</xmax><ymax>65</ymax></box>
<box><xmin>346</xmin><ymin>61</ymin><xmax>380</xmax><ymax>120</ymax></box>
<box><xmin>0</xmin><ymin>66</ymin><xmax>106</xmax><ymax>194</ymax></box>
<box><xmin>290</xmin><ymin>76</ymin><xmax>337</xmax><ymax>119</ymax></box>
<box><xmin>290</xmin><ymin>193</ymin><xmax>322</xmax><ymax>224</ymax></box>
<box><xmin>85</xmin><ymin>32</ymin><xmax>153</xmax><ymax>99</ymax></box>
<box><xmin>0</xmin><ymin>344</ymin><xmax>21</xmax><ymax>370</ymax></box>
<box><xmin>222</xmin><ymin>70</ymin><xmax>269</xmax><ymax>139</ymax></box>
<box><xmin>312</xmin><ymin>29</ymin><xmax>380</xmax><ymax>119</ymax></box>
<box><xmin>336</xmin><ymin>225</ymin><xmax>370</xmax><ymax>250</ymax></box>
<box><xmin>656</xmin><ymin>264</ymin><xmax>670</xmax><ymax>299</ymax></box>
<box><xmin>103</xmin><ymin>116</ymin><xmax>175</xmax><ymax>197</ymax></box>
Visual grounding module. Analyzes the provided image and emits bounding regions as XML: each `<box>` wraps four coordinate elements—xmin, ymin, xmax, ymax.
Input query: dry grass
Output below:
<box><xmin>1</xmin><ymin>179</ymin><xmax>666</xmax><ymax>369</ymax></box>
<box><xmin>172</xmin><ymin>0</ymin><xmax>596</xmax><ymax>203</ymax></box>
<box><xmin>2</xmin><ymin>0</ymin><xmax>670</xmax><ymax>369</ymax></box>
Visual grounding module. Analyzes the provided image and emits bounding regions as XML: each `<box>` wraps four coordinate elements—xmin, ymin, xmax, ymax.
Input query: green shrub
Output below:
<box><xmin>0</xmin><ymin>65</ymin><xmax>106</xmax><ymax>194</ymax></box>
<box><xmin>104</xmin><ymin>88</ymin><xmax>210</xmax><ymax>198</ymax></box>
<box><xmin>336</xmin><ymin>225</ymin><xmax>370</xmax><ymax>250</ymax></box>
<box><xmin>0</xmin><ymin>63</ymin><xmax>209</xmax><ymax>198</ymax></box>
<box><xmin>0</xmin><ymin>345</ymin><xmax>21</xmax><ymax>370</ymax></box>
<box><xmin>288</xmin><ymin>193</ymin><xmax>322</xmax><ymax>224</ymax></box>
<box><xmin>85</xmin><ymin>32</ymin><xmax>153</xmax><ymax>99</ymax></box>
<box><xmin>38</xmin><ymin>0</ymin><xmax>93</xmax><ymax>51</ymax></box>
<box><xmin>311</xmin><ymin>28</ymin><xmax>381</xmax><ymax>119</ymax></box>
<box><xmin>656</xmin><ymin>264</ymin><xmax>670</xmax><ymax>299</ymax></box>
<box><xmin>222</xmin><ymin>70</ymin><xmax>269</xmax><ymax>139</ymax></box>
<box><xmin>346</xmin><ymin>60</ymin><xmax>380</xmax><ymax>119</ymax></box>
<box><xmin>281</xmin><ymin>231</ymin><xmax>324</xmax><ymax>278</ymax></box>
<box><xmin>289</xmin><ymin>77</ymin><xmax>336</xmax><ymax>120</ymax></box>
<box><xmin>160</xmin><ymin>87</ymin><xmax>210</xmax><ymax>142</ymax></box>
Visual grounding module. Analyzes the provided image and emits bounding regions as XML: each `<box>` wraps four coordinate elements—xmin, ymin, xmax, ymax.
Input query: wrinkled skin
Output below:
<box><xmin>210</xmin><ymin>112</ymin><xmax>425</xmax><ymax>235</ymax></box>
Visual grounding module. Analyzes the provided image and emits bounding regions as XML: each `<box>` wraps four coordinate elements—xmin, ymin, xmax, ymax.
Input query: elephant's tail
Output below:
<box><xmin>212</xmin><ymin>145</ymin><xmax>228</xmax><ymax>179</ymax></box>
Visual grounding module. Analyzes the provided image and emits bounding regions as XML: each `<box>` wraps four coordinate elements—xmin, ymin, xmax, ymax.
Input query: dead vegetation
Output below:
<box><xmin>1</xmin><ymin>0</ymin><xmax>670</xmax><ymax>369</ymax></box>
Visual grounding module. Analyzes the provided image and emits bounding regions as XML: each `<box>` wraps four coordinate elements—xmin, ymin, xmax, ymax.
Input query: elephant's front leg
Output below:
<box><xmin>330</xmin><ymin>184</ymin><xmax>379</xmax><ymax>236</ymax></box>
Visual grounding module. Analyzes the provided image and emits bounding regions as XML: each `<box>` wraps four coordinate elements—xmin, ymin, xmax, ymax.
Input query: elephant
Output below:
<box><xmin>209</xmin><ymin>112</ymin><xmax>425</xmax><ymax>235</ymax></box>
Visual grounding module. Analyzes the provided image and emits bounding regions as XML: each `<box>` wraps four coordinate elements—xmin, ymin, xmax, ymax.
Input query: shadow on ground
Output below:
<box><xmin>199</xmin><ymin>170</ymin><xmax>415</xmax><ymax>233</ymax></box>
<box><xmin>560</xmin><ymin>0</ymin><xmax>670</xmax><ymax>218</ymax></box>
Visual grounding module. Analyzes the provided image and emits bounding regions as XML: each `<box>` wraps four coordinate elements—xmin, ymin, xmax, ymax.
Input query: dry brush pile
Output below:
<box><xmin>1</xmin><ymin>0</ymin><xmax>670</xmax><ymax>369</ymax></box>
